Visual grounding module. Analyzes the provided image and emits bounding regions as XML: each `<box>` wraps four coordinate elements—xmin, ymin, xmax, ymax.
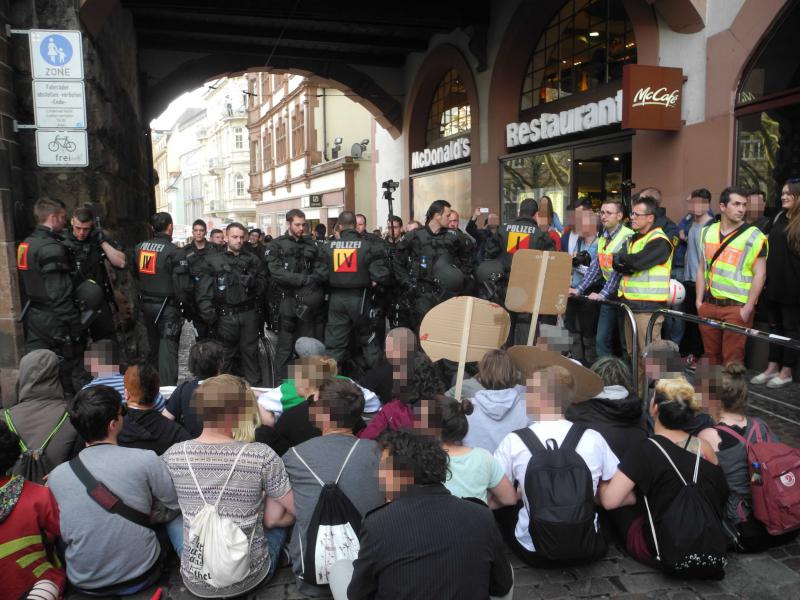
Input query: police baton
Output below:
<box><xmin>154</xmin><ymin>297</ymin><xmax>169</xmax><ymax>325</ymax></box>
<box><xmin>16</xmin><ymin>300</ymin><xmax>30</xmax><ymax>323</ymax></box>
<box><xmin>360</xmin><ymin>288</ymin><xmax>367</xmax><ymax>314</ymax></box>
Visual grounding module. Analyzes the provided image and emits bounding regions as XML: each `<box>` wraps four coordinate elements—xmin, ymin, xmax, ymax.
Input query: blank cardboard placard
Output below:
<box><xmin>504</xmin><ymin>249</ymin><xmax>571</xmax><ymax>315</ymax></box>
<box><xmin>507</xmin><ymin>345</ymin><xmax>604</xmax><ymax>402</ymax></box>
<box><xmin>419</xmin><ymin>296</ymin><xmax>511</xmax><ymax>400</ymax></box>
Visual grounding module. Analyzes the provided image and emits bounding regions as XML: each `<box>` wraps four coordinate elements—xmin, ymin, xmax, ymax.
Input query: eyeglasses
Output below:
<box><xmin>630</xmin><ymin>211</ymin><xmax>653</xmax><ymax>218</ymax></box>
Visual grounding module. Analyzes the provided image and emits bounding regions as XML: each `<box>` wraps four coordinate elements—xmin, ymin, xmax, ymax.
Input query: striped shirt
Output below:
<box><xmin>83</xmin><ymin>375</ymin><xmax>166</xmax><ymax>412</ymax></box>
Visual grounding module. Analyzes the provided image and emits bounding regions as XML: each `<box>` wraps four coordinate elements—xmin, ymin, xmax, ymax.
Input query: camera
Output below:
<box><xmin>382</xmin><ymin>179</ymin><xmax>399</xmax><ymax>192</ymax></box>
<box><xmin>572</xmin><ymin>250</ymin><xmax>592</xmax><ymax>268</ymax></box>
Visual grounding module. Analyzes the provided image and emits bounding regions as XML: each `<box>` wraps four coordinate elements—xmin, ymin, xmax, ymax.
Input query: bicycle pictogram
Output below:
<box><xmin>48</xmin><ymin>135</ymin><xmax>77</xmax><ymax>153</ymax></box>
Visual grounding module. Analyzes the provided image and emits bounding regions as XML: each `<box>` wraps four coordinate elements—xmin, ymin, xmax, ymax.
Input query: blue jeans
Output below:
<box><xmin>596</xmin><ymin>303</ymin><xmax>617</xmax><ymax>357</ymax></box>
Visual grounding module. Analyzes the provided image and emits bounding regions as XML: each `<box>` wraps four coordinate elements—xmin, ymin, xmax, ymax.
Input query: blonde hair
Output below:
<box><xmin>653</xmin><ymin>377</ymin><xmax>700</xmax><ymax>429</ymax></box>
<box><xmin>536</xmin><ymin>365</ymin><xmax>576</xmax><ymax>411</ymax></box>
<box><xmin>193</xmin><ymin>374</ymin><xmax>257</xmax><ymax>440</ymax></box>
<box><xmin>291</xmin><ymin>356</ymin><xmax>338</xmax><ymax>381</ymax></box>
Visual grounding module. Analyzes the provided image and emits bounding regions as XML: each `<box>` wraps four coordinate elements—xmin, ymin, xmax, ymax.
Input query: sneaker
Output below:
<box><xmin>750</xmin><ymin>372</ymin><xmax>774</xmax><ymax>385</ymax></box>
<box><xmin>767</xmin><ymin>375</ymin><xmax>794</xmax><ymax>389</ymax></box>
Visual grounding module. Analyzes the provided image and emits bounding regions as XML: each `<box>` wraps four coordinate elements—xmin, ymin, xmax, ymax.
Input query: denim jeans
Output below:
<box><xmin>596</xmin><ymin>303</ymin><xmax>617</xmax><ymax>357</ymax></box>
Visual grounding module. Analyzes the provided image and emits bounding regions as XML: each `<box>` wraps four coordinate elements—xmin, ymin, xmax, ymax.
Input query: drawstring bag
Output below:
<box><xmin>183</xmin><ymin>442</ymin><xmax>256</xmax><ymax>588</ymax></box>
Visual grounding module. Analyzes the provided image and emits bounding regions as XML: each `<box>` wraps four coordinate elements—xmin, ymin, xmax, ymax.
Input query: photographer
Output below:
<box><xmin>467</xmin><ymin>207</ymin><xmax>500</xmax><ymax>263</ymax></box>
<box><xmin>563</xmin><ymin>203</ymin><xmax>600</xmax><ymax>364</ymax></box>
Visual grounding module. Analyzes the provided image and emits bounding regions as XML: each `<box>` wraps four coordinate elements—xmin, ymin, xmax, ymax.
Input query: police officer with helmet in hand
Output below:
<box><xmin>134</xmin><ymin>212</ymin><xmax>192</xmax><ymax>385</ymax></box>
<box><xmin>17</xmin><ymin>197</ymin><xmax>88</xmax><ymax>393</ymax></box>
<box><xmin>393</xmin><ymin>199</ymin><xmax>473</xmax><ymax>330</ymax></box>
<box><xmin>195</xmin><ymin>222</ymin><xmax>266</xmax><ymax>385</ymax></box>
<box><xmin>323</xmin><ymin>211</ymin><xmax>392</xmax><ymax>372</ymax></box>
<box><xmin>264</xmin><ymin>208</ymin><xmax>328</xmax><ymax>377</ymax></box>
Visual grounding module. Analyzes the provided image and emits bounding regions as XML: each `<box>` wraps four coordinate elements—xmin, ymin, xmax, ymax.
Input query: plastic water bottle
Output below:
<box><xmin>421</xmin><ymin>255</ymin><xmax>428</xmax><ymax>270</ymax></box>
<box><xmin>751</xmin><ymin>461</ymin><xmax>763</xmax><ymax>485</ymax></box>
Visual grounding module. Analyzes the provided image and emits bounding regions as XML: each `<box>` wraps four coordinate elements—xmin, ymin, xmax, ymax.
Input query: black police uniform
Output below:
<box><xmin>195</xmin><ymin>248</ymin><xmax>266</xmax><ymax>385</ymax></box>
<box><xmin>264</xmin><ymin>233</ymin><xmax>328</xmax><ymax>377</ymax></box>
<box><xmin>62</xmin><ymin>229</ymin><xmax>117</xmax><ymax>342</ymax></box>
<box><xmin>393</xmin><ymin>225</ymin><xmax>474</xmax><ymax>330</ymax></box>
<box><xmin>182</xmin><ymin>240</ymin><xmax>214</xmax><ymax>340</ymax></box>
<box><xmin>16</xmin><ymin>226</ymin><xmax>85</xmax><ymax>393</ymax></box>
<box><xmin>484</xmin><ymin>216</ymin><xmax>555</xmax><ymax>344</ymax></box>
<box><xmin>134</xmin><ymin>232</ymin><xmax>190</xmax><ymax>385</ymax></box>
<box><xmin>323</xmin><ymin>229</ymin><xmax>392</xmax><ymax>371</ymax></box>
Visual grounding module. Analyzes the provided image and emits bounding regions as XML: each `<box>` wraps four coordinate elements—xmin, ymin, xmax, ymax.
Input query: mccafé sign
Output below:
<box><xmin>411</xmin><ymin>137</ymin><xmax>471</xmax><ymax>170</ymax></box>
<box><xmin>622</xmin><ymin>64</ymin><xmax>683</xmax><ymax>131</ymax></box>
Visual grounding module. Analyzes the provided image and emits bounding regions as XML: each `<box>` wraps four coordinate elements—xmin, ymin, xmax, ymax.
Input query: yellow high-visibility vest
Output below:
<box><xmin>618</xmin><ymin>227</ymin><xmax>673</xmax><ymax>302</ymax></box>
<box><xmin>598</xmin><ymin>224</ymin><xmax>634</xmax><ymax>282</ymax></box>
<box><xmin>702</xmin><ymin>221</ymin><xmax>767</xmax><ymax>304</ymax></box>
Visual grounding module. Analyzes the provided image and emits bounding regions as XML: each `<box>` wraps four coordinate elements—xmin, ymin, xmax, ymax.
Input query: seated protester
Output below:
<box><xmin>703</xmin><ymin>363</ymin><xmax>799</xmax><ymax>552</ymax></box>
<box><xmin>3</xmin><ymin>349</ymin><xmax>82</xmax><ymax>483</ymax></box>
<box><xmin>599</xmin><ymin>378</ymin><xmax>729</xmax><ymax>574</ymax></box>
<box><xmin>447</xmin><ymin>348</ymin><xmax>526</xmax><ymax>453</ymax></box>
<box><xmin>565</xmin><ymin>356</ymin><xmax>646</xmax><ymax>460</ymax></box>
<box><xmin>436</xmin><ymin>396</ymin><xmax>516</xmax><ymax>507</ymax></box>
<box><xmin>0</xmin><ymin>421</ymin><xmax>66</xmax><ymax>600</ymax></box>
<box><xmin>357</xmin><ymin>327</ymin><xmax>422</xmax><ymax>406</ymax></box>
<box><xmin>48</xmin><ymin>385</ymin><xmax>179</xmax><ymax>595</ymax></box>
<box><xmin>118</xmin><ymin>361</ymin><xmax>191</xmax><ymax>454</ymax></box>
<box><xmin>83</xmin><ymin>339</ymin><xmax>166</xmax><ymax>411</ymax></box>
<box><xmin>494</xmin><ymin>366</ymin><xmax>618</xmax><ymax>566</ymax></box>
<box><xmin>358</xmin><ymin>328</ymin><xmax>444</xmax><ymax>440</ymax></box>
<box><xmin>163</xmin><ymin>339</ymin><xmax>224</xmax><ymax>436</ymax></box>
<box><xmin>331</xmin><ymin>431</ymin><xmax>514</xmax><ymax>600</ymax></box>
<box><xmin>283</xmin><ymin>378</ymin><xmax>384</xmax><ymax>597</ymax></box>
<box><xmin>162</xmin><ymin>375</ymin><xmax>295</xmax><ymax>598</ymax></box>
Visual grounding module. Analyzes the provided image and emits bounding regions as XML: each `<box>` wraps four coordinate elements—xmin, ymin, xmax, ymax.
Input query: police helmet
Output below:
<box><xmin>432</xmin><ymin>256</ymin><xmax>465</xmax><ymax>293</ymax></box>
<box><xmin>75</xmin><ymin>280</ymin><xmax>105</xmax><ymax>311</ymax></box>
<box><xmin>475</xmin><ymin>260</ymin><xmax>505</xmax><ymax>286</ymax></box>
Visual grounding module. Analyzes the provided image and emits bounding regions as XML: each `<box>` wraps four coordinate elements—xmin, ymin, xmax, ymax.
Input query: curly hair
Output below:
<box><xmin>382</xmin><ymin>430</ymin><xmax>448</xmax><ymax>485</ymax></box>
<box><xmin>0</xmin><ymin>421</ymin><xmax>21</xmax><ymax>474</ymax></box>
<box><xmin>590</xmin><ymin>356</ymin><xmax>632</xmax><ymax>391</ymax></box>
<box><xmin>395</xmin><ymin>352</ymin><xmax>446</xmax><ymax>406</ymax></box>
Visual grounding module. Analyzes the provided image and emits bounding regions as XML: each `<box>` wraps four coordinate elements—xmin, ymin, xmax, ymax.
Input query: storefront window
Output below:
<box><xmin>521</xmin><ymin>0</ymin><xmax>636</xmax><ymax>111</ymax></box>
<box><xmin>411</xmin><ymin>168</ymin><xmax>471</xmax><ymax>222</ymax></box>
<box><xmin>426</xmin><ymin>69</ymin><xmax>471</xmax><ymax>146</ymax></box>
<box><xmin>501</xmin><ymin>150</ymin><xmax>571</xmax><ymax>224</ymax></box>
<box><xmin>735</xmin><ymin>2</ymin><xmax>800</xmax><ymax>208</ymax></box>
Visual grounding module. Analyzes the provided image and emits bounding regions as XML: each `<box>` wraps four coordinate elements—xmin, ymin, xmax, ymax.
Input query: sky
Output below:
<box><xmin>150</xmin><ymin>86</ymin><xmax>205</xmax><ymax>130</ymax></box>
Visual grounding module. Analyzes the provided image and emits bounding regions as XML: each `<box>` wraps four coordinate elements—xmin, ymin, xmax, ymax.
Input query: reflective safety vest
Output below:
<box><xmin>618</xmin><ymin>228</ymin><xmax>673</xmax><ymax>302</ymax></box>
<box><xmin>702</xmin><ymin>221</ymin><xmax>767</xmax><ymax>304</ymax></box>
<box><xmin>597</xmin><ymin>224</ymin><xmax>634</xmax><ymax>282</ymax></box>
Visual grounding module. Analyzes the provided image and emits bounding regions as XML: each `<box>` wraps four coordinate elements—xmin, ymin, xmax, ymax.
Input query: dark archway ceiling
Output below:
<box><xmin>116</xmin><ymin>0</ymin><xmax>490</xmax><ymax>131</ymax></box>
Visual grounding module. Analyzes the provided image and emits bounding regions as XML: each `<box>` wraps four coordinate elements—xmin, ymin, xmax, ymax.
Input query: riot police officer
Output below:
<box><xmin>323</xmin><ymin>211</ymin><xmax>392</xmax><ymax>372</ymax></box>
<box><xmin>195</xmin><ymin>222</ymin><xmax>266</xmax><ymax>385</ymax></box>
<box><xmin>393</xmin><ymin>199</ymin><xmax>474</xmax><ymax>330</ymax></box>
<box><xmin>17</xmin><ymin>198</ymin><xmax>85</xmax><ymax>393</ymax></box>
<box><xmin>264</xmin><ymin>209</ymin><xmax>328</xmax><ymax>377</ymax></box>
<box><xmin>484</xmin><ymin>197</ymin><xmax>555</xmax><ymax>343</ymax></box>
<box><xmin>182</xmin><ymin>219</ymin><xmax>214</xmax><ymax>339</ymax></box>
<box><xmin>134</xmin><ymin>212</ymin><xmax>191</xmax><ymax>385</ymax></box>
<box><xmin>62</xmin><ymin>206</ymin><xmax>127</xmax><ymax>344</ymax></box>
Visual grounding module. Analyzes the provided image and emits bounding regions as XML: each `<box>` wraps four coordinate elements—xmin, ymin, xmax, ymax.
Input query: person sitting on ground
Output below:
<box><xmin>47</xmin><ymin>385</ymin><xmax>179</xmax><ymax>596</ymax></box>
<box><xmin>83</xmin><ymin>339</ymin><xmax>166</xmax><ymax>410</ymax></box>
<box><xmin>3</xmin><ymin>349</ymin><xmax>82</xmax><ymax>483</ymax></box>
<box><xmin>330</xmin><ymin>430</ymin><xmax>514</xmax><ymax>600</ymax></box>
<box><xmin>494</xmin><ymin>365</ymin><xmax>618</xmax><ymax>566</ymax></box>
<box><xmin>118</xmin><ymin>360</ymin><xmax>191</xmax><ymax>454</ymax></box>
<box><xmin>357</xmin><ymin>328</ymin><xmax>444</xmax><ymax>440</ymax></box>
<box><xmin>0</xmin><ymin>421</ymin><xmax>66</xmax><ymax>600</ymax></box>
<box><xmin>435</xmin><ymin>396</ymin><xmax>517</xmax><ymax>506</ymax></box>
<box><xmin>599</xmin><ymin>378</ymin><xmax>728</xmax><ymax>569</ymax></box>
<box><xmin>162</xmin><ymin>375</ymin><xmax>295</xmax><ymax>598</ymax></box>
<box><xmin>283</xmin><ymin>378</ymin><xmax>385</xmax><ymax>597</ymax></box>
<box><xmin>702</xmin><ymin>363</ymin><xmax>799</xmax><ymax>552</ymax></box>
<box><xmin>446</xmin><ymin>348</ymin><xmax>526</xmax><ymax>453</ymax></box>
<box><xmin>565</xmin><ymin>356</ymin><xmax>646</xmax><ymax>460</ymax></box>
<box><xmin>163</xmin><ymin>339</ymin><xmax>224</xmax><ymax>437</ymax></box>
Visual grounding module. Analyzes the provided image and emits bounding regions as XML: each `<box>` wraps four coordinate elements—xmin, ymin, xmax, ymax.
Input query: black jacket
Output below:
<box><xmin>766</xmin><ymin>211</ymin><xmax>800</xmax><ymax>303</ymax></box>
<box><xmin>348</xmin><ymin>484</ymin><xmax>513</xmax><ymax>600</ymax></box>
<box><xmin>118</xmin><ymin>408</ymin><xmax>191</xmax><ymax>455</ymax></box>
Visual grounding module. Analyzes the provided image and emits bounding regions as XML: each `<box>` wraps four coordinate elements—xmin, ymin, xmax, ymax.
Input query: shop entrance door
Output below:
<box><xmin>573</xmin><ymin>139</ymin><xmax>632</xmax><ymax>211</ymax></box>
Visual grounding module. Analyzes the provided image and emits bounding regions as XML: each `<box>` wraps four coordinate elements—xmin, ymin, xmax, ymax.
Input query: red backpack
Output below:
<box><xmin>716</xmin><ymin>419</ymin><xmax>800</xmax><ymax>535</ymax></box>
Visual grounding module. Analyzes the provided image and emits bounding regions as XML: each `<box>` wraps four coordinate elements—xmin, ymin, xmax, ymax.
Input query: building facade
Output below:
<box><xmin>246</xmin><ymin>72</ymin><xmax>377</xmax><ymax>236</ymax></box>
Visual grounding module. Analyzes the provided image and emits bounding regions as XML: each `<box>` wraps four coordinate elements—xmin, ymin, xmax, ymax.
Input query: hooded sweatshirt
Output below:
<box><xmin>564</xmin><ymin>385</ymin><xmax>646</xmax><ymax>460</ymax></box>
<box><xmin>118</xmin><ymin>407</ymin><xmax>192</xmax><ymax>455</ymax></box>
<box><xmin>3</xmin><ymin>350</ymin><xmax>81</xmax><ymax>482</ymax></box>
<box><xmin>463</xmin><ymin>385</ymin><xmax>528</xmax><ymax>453</ymax></box>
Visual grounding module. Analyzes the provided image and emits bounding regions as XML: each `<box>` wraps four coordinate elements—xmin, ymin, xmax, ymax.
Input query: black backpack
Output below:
<box><xmin>644</xmin><ymin>437</ymin><xmax>727</xmax><ymax>580</ymax></box>
<box><xmin>291</xmin><ymin>440</ymin><xmax>364</xmax><ymax>586</ymax></box>
<box><xmin>4</xmin><ymin>410</ymin><xmax>68</xmax><ymax>485</ymax></box>
<box><xmin>515</xmin><ymin>425</ymin><xmax>607</xmax><ymax>561</ymax></box>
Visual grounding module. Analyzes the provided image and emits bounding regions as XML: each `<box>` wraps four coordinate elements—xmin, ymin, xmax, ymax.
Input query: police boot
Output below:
<box><xmin>582</xmin><ymin>336</ymin><xmax>598</xmax><ymax>367</ymax></box>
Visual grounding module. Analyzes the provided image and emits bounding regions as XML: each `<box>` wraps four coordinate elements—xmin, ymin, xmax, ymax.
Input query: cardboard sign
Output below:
<box><xmin>622</xmin><ymin>64</ymin><xmax>683</xmax><ymax>131</ymax></box>
<box><xmin>505</xmin><ymin>249</ymin><xmax>571</xmax><ymax>315</ymax></box>
<box><xmin>420</xmin><ymin>296</ymin><xmax>511</xmax><ymax>400</ymax></box>
<box><xmin>507</xmin><ymin>345</ymin><xmax>604</xmax><ymax>402</ymax></box>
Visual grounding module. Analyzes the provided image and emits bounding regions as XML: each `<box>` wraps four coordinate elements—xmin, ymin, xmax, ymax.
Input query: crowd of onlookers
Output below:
<box><xmin>2</xmin><ymin>317</ymin><xmax>800</xmax><ymax>599</ymax></box>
